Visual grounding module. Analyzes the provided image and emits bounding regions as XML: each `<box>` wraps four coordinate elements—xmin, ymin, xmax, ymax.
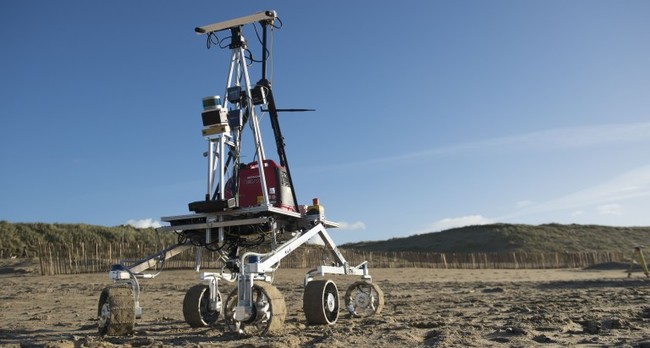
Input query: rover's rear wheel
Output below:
<box><xmin>303</xmin><ymin>279</ymin><xmax>339</xmax><ymax>325</ymax></box>
<box><xmin>97</xmin><ymin>286</ymin><xmax>135</xmax><ymax>336</ymax></box>
<box><xmin>183</xmin><ymin>284</ymin><xmax>222</xmax><ymax>327</ymax></box>
<box><xmin>344</xmin><ymin>281</ymin><xmax>384</xmax><ymax>318</ymax></box>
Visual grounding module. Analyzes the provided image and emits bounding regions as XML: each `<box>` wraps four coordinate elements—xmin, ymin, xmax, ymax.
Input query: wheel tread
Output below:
<box><xmin>183</xmin><ymin>284</ymin><xmax>221</xmax><ymax>327</ymax></box>
<box><xmin>98</xmin><ymin>286</ymin><xmax>135</xmax><ymax>336</ymax></box>
<box><xmin>303</xmin><ymin>279</ymin><xmax>339</xmax><ymax>325</ymax></box>
<box><xmin>255</xmin><ymin>281</ymin><xmax>286</xmax><ymax>334</ymax></box>
<box><xmin>344</xmin><ymin>281</ymin><xmax>385</xmax><ymax>318</ymax></box>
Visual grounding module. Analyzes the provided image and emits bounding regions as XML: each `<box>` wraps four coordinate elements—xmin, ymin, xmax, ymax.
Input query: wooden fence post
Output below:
<box><xmin>38</xmin><ymin>242</ymin><xmax>44</xmax><ymax>276</ymax></box>
<box><xmin>67</xmin><ymin>244</ymin><xmax>73</xmax><ymax>274</ymax></box>
<box><xmin>47</xmin><ymin>243</ymin><xmax>54</xmax><ymax>275</ymax></box>
<box><xmin>30</xmin><ymin>243</ymin><xmax>639</xmax><ymax>274</ymax></box>
<box><xmin>95</xmin><ymin>243</ymin><xmax>99</xmax><ymax>273</ymax></box>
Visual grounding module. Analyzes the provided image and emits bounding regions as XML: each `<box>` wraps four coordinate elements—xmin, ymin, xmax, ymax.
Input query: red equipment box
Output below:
<box><xmin>237</xmin><ymin>160</ymin><xmax>295</xmax><ymax>211</ymax></box>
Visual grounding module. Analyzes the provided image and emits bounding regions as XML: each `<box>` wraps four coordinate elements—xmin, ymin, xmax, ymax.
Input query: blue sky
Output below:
<box><xmin>2</xmin><ymin>1</ymin><xmax>650</xmax><ymax>244</ymax></box>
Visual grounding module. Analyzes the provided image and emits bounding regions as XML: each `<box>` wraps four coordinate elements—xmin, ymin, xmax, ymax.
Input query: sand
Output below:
<box><xmin>1</xmin><ymin>259</ymin><xmax>650</xmax><ymax>347</ymax></box>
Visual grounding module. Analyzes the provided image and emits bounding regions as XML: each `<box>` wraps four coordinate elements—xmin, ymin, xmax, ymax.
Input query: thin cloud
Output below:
<box><xmin>126</xmin><ymin>218</ymin><xmax>162</xmax><ymax>229</ymax></box>
<box><xmin>516</xmin><ymin>200</ymin><xmax>534</xmax><ymax>209</ymax></box>
<box><xmin>309</xmin><ymin>122</ymin><xmax>650</xmax><ymax>170</ymax></box>
<box><xmin>337</xmin><ymin>221</ymin><xmax>367</xmax><ymax>230</ymax></box>
<box><xmin>417</xmin><ymin>121</ymin><xmax>650</xmax><ymax>159</ymax></box>
<box><xmin>501</xmin><ymin>165</ymin><xmax>650</xmax><ymax>219</ymax></box>
<box><xmin>597</xmin><ymin>204</ymin><xmax>623</xmax><ymax>216</ymax></box>
<box><xmin>307</xmin><ymin>235</ymin><xmax>325</xmax><ymax>245</ymax></box>
<box><xmin>307</xmin><ymin>221</ymin><xmax>365</xmax><ymax>245</ymax></box>
<box><xmin>425</xmin><ymin>215</ymin><xmax>495</xmax><ymax>233</ymax></box>
<box><xmin>485</xmin><ymin>121</ymin><xmax>650</xmax><ymax>151</ymax></box>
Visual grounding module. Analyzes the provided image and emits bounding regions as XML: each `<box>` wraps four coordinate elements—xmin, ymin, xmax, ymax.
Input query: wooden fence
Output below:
<box><xmin>32</xmin><ymin>242</ymin><xmax>630</xmax><ymax>276</ymax></box>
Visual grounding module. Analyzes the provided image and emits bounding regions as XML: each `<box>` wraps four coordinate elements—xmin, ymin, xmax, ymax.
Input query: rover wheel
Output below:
<box><xmin>224</xmin><ymin>282</ymin><xmax>286</xmax><ymax>335</ymax></box>
<box><xmin>183</xmin><ymin>284</ymin><xmax>222</xmax><ymax>327</ymax></box>
<box><xmin>303</xmin><ymin>279</ymin><xmax>339</xmax><ymax>325</ymax></box>
<box><xmin>345</xmin><ymin>281</ymin><xmax>384</xmax><ymax>317</ymax></box>
<box><xmin>97</xmin><ymin>286</ymin><xmax>135</xmax><ymax>336</ymax></box>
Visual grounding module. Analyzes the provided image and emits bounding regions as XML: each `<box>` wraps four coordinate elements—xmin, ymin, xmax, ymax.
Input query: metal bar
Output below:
<box><xmin>217</xmin><ymin>136</ymin><xmax>226</xmax><ymax>200</ymax></box>
<box><xmin>160</xmin><ymin>204</ymin><xmax>302</xmax><ymax>222</ymax></box>
<box><xmin>156</xmin><ymin>217</ymin><xmax>272</xmax><ymax>233</ymax></box>
<box><xmin>224</xmin><ymin>49</ymin><xmax>238</xmax><ymax>104</ymax></box>
<box><xmin>316</xmin><ymin>265</ymin><xmax>366</xmax><ymax>276</ymax></box>
<box><xmin>207</xmin><ymin>140</ymin><xmax>214</xmax><ymax>200</ymax></box>
<box><xmin>317</xmin><ymin>227</ymin><xmax>349</xmax><ymax>266</ymax></box>
<box><xmin>253</xmin><ymin>223</ymin><xmax>327</xmax><ymax>272</ymax></box>
<box><xmin>195</xmin><ymin>10</ymin><xmax>276</xmax><ymax>35</ymax></box>
<box><xmin>216</xmin><ymin>136</ymin><xmax>226</xmax><ymax>247</ymax></box>
<box><xmin>240</xmin><ymin>49</ymin><xmax>269</xmax><ymax>206</ymax></box>
<box><xmin>129</xmin><ymin>244</ymin><xmax>192</xmax><ymax>274</ymax></box>
<box><xmin>261</xmin><ymin>21</ymin><xmax>268</xmax><ymax>81</ymax></box>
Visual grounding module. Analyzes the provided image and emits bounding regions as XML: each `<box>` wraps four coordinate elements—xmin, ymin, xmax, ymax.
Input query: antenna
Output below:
<box><xmin>195</xmin><ymin>10</ymin><xmax>277</xmax><ymax>35</ymax></box>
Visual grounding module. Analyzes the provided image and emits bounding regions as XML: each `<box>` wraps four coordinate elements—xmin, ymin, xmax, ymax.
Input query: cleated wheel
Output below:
<box><xmin>303</xmin><ymin>279</ymin><xmax>339</xmax><ymax>325</ymax></box>
<box><xmin>224</xmin><ymin>282</ymin><xmax>286</xmax><ymax>335</ymax></box>
<box><xmin>97</xmin><ymin>286</ymin><xmax>135</xmax><ymax>336</ymax></box>
<box><xmin>183</xmin><ymin>284</ymin><xmax>222</xmax><ymax>327</ymax></box>
<box><xmin>345</xmin><ymin>281</ymin><xmax>384</xmax><ymax>318</ymax></box>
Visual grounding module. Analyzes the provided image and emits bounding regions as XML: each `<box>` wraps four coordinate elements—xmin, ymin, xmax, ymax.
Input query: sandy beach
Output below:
<box><xmin>1</xmin><ymin>261</ymin><xmax>650</xmax><ymax>347</ymax></box>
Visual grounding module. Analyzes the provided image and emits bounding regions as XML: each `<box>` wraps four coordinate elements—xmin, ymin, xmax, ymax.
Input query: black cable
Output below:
<box><xmin>205</xmin><ymin>239</ymin><xmax>226</xmax><ymax>251</ymax></box>
<box><xmin>253</xmin><ymin>22</ymin><xmax>263</xmax><ymax>45</ymax></box>
<box><xmin>219</xmin><ymin>36</ymin><xmax>231</xmax><ymax>49</ymax></box>
<box><xmin>245</xmin><ymin>48</ymin><xmax>263</xmax><ymax>65</ymax></box>
<box><xmin>176</xmin><ymin>231</ymin><xmax>187</xmax><ymax>244</ymax></box>
<box><xmin>271</xmin><ymin>17</ymin><xmax>283</xmax><ymax>29</ymax></box>
<box><xmin>253</xmin><ymin>22</ymin><xmax>272</xmax><ymax>63</ymax></box>
<box><xmin>206</xmin><ymin>32</ymin><xmax>220</xmax><ymax>49</ymax></box>
<box><xmin>206</xmin><ymin>32</ymin><xmax>232</xmax><ymax>50</ymax></box>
